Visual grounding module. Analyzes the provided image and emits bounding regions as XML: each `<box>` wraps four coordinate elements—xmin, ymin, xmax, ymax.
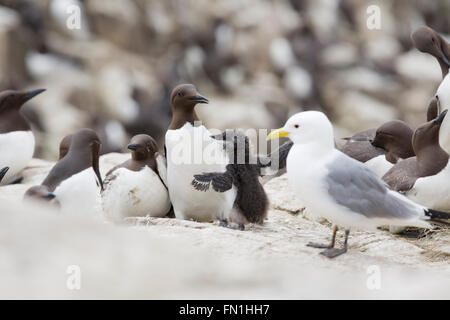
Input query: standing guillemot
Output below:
<box><xmin>267</xmin><ymin>111</ymin><xmax>450</xmax><ymax>258</ymax></box>
<box><xmin>165</xmin><ymin>84</ymin><xmax>236</xmax><ymax>222</ymax></box>
<box><xmin>412</xmin><ymin>26</ymin><xmax>450</xmax><ymax>78</ymax></box>
<box><xmin>192</xmin><ymin>130</ymin><xmax>268</xmax><ymax>230</ymax></box>
<box><xmin>101</xmin><ymin>134</ymin><xmax>171</xmax><ymax>223</ymax></box>
<box><xmin>25</xmin><ymin>129</ymin><xmax>104</xmax><ymax>215</ymax></box>
<box><xmin>339</xmin><ymin>120</ymin><xmax>414</xmax><ymax>177</ymax></box>
<box><xmin>383</xmin><ymin>110</ymin><xmax>450</xmax><ymax>211</ymax></box>
<box><xmin>0</xmin><ymin>89</ymin><xmax>45</xmax><ymax>184</ymax></box>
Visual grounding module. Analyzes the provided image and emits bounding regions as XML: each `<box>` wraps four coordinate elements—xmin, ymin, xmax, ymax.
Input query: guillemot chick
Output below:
<box><xmin>192</xmin><ymin>130</ymin><xmax>268</xmax><ymax>230</ymax></box>
<box><xmin>412</xmin><ymin>26</ymin><xmax>450</xmax><ymax>78</ymax></box>
<box><xmin>267</xmin><ymin>111</ymin><xmax>450</xmax><ymax>258</ymax></box>
<box><xmin>383</xmin><ymin>110</ymin><xmax>450</xmax><ymax>211</ymax></box>
<box><xmin>165</xmin><ymin>84</ymin><xmax>236</xmax><ymax>222</ymax></box>
<box><xmin>101</xmin><ymin>134</ymin><xmax>171</xmax><ymax>223</ymax></box>
<box><xmin>0</xmin><ymin>89</ymin><xmax>45</xmax><ymax>184</ymax></box>
<box><xmin>24</xmin><ymin>128</ymin><xmax>103</xmax><ymax>215</ymax></box>
<box><xmin>340</xmin><ymin>120</ymin><xmax>414</xmax><ymax>177</ymax></box>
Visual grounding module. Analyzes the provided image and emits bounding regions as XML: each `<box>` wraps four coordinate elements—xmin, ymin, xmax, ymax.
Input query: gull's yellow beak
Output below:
<box><xmin>267</xmin><ymin>128</ymin><xmax>289</xmax><ymax>140</ymax></box>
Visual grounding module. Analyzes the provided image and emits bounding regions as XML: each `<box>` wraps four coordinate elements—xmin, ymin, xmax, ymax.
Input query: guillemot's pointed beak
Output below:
<box><xmin>441</xmin><ymin>54</ymin><xmax>450</xmax><ymax>67</ymax></box>
<box><xmin>23</xmin><ymin>88</ymin><xmax>46</xmax><ymax>101</ymax></box>
<box><xmin>91</xmin><ymin>141</ymin><xmax>104</xmax><ymax>191</ymax></box>
<box><xmin>0</xmin><ymin>167</ymin><xmax>9</xmax><ymax>182</ymax></box>
<box><xmin>127</xmin><ymin>144</ymin><xmax>139</xmax><ymax>151</ymax></box>
<box><xmin>43</xmin><ymin>192</ymin><xmax>56</xmax><ymax>200</ymax></box>
<box><xmin>434</xmin><ymin>109</ymin><xmax>448</xmax><ymax>126</ymax></box>
<box><xmin>190</xmin><ymin>94</ymin><xmax>209</xmax><ymax>104</ymax></box>
<box><xmin>267</xmin><ymin>128</ymin><xmax>289</xmax><ymax>140</ymax></box>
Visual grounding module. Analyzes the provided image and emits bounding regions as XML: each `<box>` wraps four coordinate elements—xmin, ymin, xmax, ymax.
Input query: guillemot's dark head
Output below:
<box><xmin>371</xmin><ymin>120</ymin><xmax>414</xmax><ymax>160</ymax></box>
<box><xmin>58</xmin><ymin>134</ymin><xmax>73</xmax><ymax>160</ymax></box>
<box><xmin>412</xmin><ymin>109</ymin><xmax>448</xmax><ymax>154</ymax></box>
<box><xmin>0</xmin><ymin>89</ymin><xmax>46</xmax><ymax>113</ymax></box>
<box><xmin>127</xmin><ymin>134</ymin><xmax>159</xmax><ymax>161</ymax></box>
<box><xmin>68</xmin><ymin>128</ymin><xmax>104</xmax><ymax>191</ymax></box>
<box><xmin>412</xmin><ymin>26</ymin><xmax>450</xmax><ymax>67</ymax></box>
<box><xmin>170</xmin><ymin>84</ymin><xmax>209</xmax><ymax>111</ymax></box>
<box><xmin>168</xmin><ymin>84</ymin><xmax>209</xmax><ymax>130</ymax></box>
<box><xmin>427</xmin><ymin>97</ymin><xmax>440</xmax><ymax>122</ymax></box>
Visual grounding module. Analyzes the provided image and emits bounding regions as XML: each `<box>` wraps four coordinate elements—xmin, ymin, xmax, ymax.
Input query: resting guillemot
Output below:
<box><xmin>25</xmin><ymin>128</ymin><xmax>103</xmax><ymax>215</ymax></box>
<box><xmin>340</xmin><ymin>120</ymin><xmax>414</xmax><ymax>177</ymax></box>
<box><xmin>412</xmin><ymin>26</ymin><xmax>450</xmax><ymax>78</ymax></box>
<box><xmin>0</xmin><ymin>89</ymin><xmax>45</xmax><ymax>184</ymax></box>
<box><xmin>101</xmin><ymin>134</ymin><xmax>171</xmax><ymax>222</ymax></box>
<box><xmin>383</xmin><ymin>110</ymin><xmax>450</xmax><ymax>211</ymax></box>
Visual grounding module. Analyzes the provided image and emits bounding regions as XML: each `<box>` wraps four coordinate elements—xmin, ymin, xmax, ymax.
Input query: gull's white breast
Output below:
<box><xmin>286</xmin><ymin>146</ymin><xmax>427</xmax><ymax>230</ymax></box>
<box><xmin>286</xmin><ymin>146</ymin><xmax>373</xmax><ymax>230</ymax></box>
<box><xmin>165</xmin><ymin>123</ymin><xmax>236</xmax><ymax>222</ymax></box>
<box><xmin>101</xmin><ymin>166</ymin><xmax>171</xmax><ymax>222</ymax></box>
<box><xmin>0</xmin><ymin>131</ymin><xmax>34</xmax><ymax>184</ymax></box>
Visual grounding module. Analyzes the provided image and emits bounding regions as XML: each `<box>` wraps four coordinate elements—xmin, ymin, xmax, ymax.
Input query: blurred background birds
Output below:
<box><xmin>0</xmin><ymin>0</ymin><xmax>449</xmax><ymax>160</ymax></box>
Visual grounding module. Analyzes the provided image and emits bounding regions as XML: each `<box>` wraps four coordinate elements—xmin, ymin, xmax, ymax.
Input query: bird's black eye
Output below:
<box><xmin>294</xmin><ymin>124</ymin><xmax>299</xmax><ymax>128</ymax></box>
<box><xmin>178</xmin><ymin>91</ymin><xmax>183</xmax><ymax>97</ymax></box>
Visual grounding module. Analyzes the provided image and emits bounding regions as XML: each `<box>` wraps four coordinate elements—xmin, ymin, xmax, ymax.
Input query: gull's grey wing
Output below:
<box><xmin>258</xmin><ymin>141</ymin><xmax>293</xmax><ymax>175</ymax></box>
<box><xmin>326</xmin><ymin>153</ymin><xmax>420</xmax><ymax>220</ymax></box>
<box><xmin>192</xmin><ymin>167</ymin><xmax>234</xmax><ymax>192</ymax></box>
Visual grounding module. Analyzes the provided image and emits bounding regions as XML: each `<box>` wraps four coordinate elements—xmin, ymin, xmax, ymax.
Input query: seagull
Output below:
<box><xmin>267</xmin><ymin>111</ymin><xmax>450</xmax><ymax>258</ymax></box>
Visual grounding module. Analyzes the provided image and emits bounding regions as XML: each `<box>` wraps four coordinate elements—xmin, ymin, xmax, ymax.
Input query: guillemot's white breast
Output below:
<box><xmin>101</xmin><ymin>166</ymin><xmax>171</xmax><ymax>222</ymax></box>
<box><xmin>405</xmin><ymin>162</ymin><xmax>450</xmax><ymax>211</ymax></box>
<box><xmin>53</xmin><ymin>167</ymin><xmax>102</xmax><ymax>216</ymax></box>
<box><xmin>0</xmin><ymin>131</ymin><xmax>35</xmax><ymax>185</ymax></box>
<box><xmin>165</xmin><ymin>123</ymin><xmax>236</xmax><ymax>222</ymax></box>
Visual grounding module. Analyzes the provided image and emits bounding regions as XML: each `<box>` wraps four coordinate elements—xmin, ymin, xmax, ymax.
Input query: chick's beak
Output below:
<box><xmin>267</xmin><ymin>128</ymin><xmax>289</xmax><ymax>140</ymax></box>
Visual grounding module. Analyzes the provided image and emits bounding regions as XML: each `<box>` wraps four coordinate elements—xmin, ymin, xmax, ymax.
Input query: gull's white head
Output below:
<box><xmin>267</xmin><ymin>111</ymin><xmax>334</xmax><ymax>147</ymax></box>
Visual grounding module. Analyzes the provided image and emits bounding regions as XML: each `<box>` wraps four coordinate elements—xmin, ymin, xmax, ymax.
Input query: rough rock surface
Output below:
<box><xmin>0</xmin><ymin>153</ymin><xmax>448</xmax><ymax>299</ymax></box>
